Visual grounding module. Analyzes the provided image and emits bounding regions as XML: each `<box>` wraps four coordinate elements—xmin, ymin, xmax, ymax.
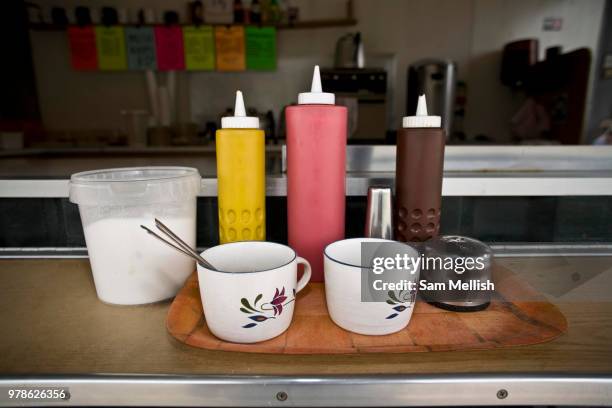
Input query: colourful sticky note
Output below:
<box><xmin>125</xmin><ymin>27</ymin><xmax>156</xmax><ymax>70</ymax></box>
<box><xmin>245</xmin><ymin>27</ymin><xmax>276</xmax><ymax>70</ymax></box>
<box><xmin>183</xmin><ymin>25</ymin><xmax>215</xmax><ymax>71</ymax></box>
<box><xmin>67</xmin><ymin>26</ymin><xmax>98</xmax><ymax>70</ymax></box>
<box><xmin>95</xmin><ymin>26</ymin><xmax>127</xmax><ymax>70</ymax></box>
<box><xmin>214</xmin><ymin>26</ymin><xmax>245</xmax><ymax>72</ymax></box>
<box><xmin>154</xmin><ymin>26</ymin><xmax>185</xmax><ymax>71</ymax></box>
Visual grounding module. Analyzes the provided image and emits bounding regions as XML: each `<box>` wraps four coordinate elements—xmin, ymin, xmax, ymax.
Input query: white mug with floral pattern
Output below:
<box><xmin>197</xmin><ymin>241</ymin><xmax>311</xmax><ymax>343</ymax></box>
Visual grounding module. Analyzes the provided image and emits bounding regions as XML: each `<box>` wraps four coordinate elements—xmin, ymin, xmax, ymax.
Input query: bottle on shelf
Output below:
<box><xmin>233</xmin><ymin>0</ymin><xmax>245</xmax><ymax>23</ymax></box>
<box><xmin>243</xmin><ymin>0</ymin><xmax>252</xmax><ymax>23</ymax></box>
<box><xmin>250</xmin><ymin>0</ymin><xmax>261</xmax><ymax>23</ymax></box>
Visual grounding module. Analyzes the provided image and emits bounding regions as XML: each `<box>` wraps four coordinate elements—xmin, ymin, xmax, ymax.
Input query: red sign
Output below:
<box><xmin>154</xmin><ymin>26</ymin><xmax>185</xmax><ymax>71</ymax></box>
<box><xmin>67</xmin><ymin>26</ymin><xmax>98</xmax><ymax>70</ymax></box>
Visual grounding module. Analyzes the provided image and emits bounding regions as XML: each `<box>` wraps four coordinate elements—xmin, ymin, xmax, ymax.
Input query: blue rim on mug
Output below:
<box><xmin>324</xmin><ymin>237</ymin><xmax>418</xmax><ymax>270</ymax></box>
<box><xmin>200</xmin><ymin>241</ymin><xmax>297</xmax><ymax>274</ymax></box>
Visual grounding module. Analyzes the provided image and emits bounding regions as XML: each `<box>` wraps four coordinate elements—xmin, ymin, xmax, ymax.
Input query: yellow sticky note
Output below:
<box><xmin>183</xmin><ymin>26</ymin><xmax>215</xmax><ymax>71</ymax></box>
<box><xmin>214</xmin><ymin>26</ymin><xmax>245</xmax><ymax>71</ymax></box>
<box><xmin>95</xmin><ymin>26</ymin><xmax>127</xmax><ymax>70</ymax></box>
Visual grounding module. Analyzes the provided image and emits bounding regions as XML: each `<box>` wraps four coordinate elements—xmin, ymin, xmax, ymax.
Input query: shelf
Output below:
<box><xmin>28</xmin><ymin>19</ymin><xmax>357</xmax><ymax>32</ymax></box>
<box><xmin>277</xmin><ymin>18</ymin><xmax>357</xmax><ymax>29</ymax></box>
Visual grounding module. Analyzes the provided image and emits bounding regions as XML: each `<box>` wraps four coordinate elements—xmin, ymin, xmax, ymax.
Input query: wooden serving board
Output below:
<box><xmin>167</xmin><ymin>265</ymin><xmax>567</xmax><ymax>354</ymax></box>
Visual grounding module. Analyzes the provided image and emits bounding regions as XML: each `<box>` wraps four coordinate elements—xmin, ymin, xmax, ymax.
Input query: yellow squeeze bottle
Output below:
<box><xmin>216</xmin><ymin>91</ymin><xmax>266</xmax><ymax>243</ymax></box>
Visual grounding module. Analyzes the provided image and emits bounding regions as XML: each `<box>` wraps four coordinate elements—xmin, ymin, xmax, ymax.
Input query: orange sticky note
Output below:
<box><xmin>214</xmin><ymin>26</ymin><xmax>245</xmax><ymax>71</ymax></box>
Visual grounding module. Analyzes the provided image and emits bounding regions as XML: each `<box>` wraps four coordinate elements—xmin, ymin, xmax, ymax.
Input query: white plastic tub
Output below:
<box><xmin>69</xmin><ymin>167</ymin><xmax>201</xmax><ymax>305</ymax></box>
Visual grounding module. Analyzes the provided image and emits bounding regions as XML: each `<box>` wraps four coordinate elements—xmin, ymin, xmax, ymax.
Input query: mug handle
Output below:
<box><xmin>295</xmin><ymin>256</ymin><xmax>312</xmax><ymax>293</ymax></box>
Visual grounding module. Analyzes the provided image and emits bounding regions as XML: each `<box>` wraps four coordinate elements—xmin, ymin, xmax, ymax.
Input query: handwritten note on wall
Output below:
<box><xmin>245</xmin><ymin>27</ymin><xmax>276</xmax><ymax>70</ymax></box>
<box><xmin>67</xmin><ymin>23</ymin><xmax>276</xmax><ymax>73</ymax></box>
<box><xmin>95</xmin><ymin>26</ymin><xmax>127</xmax><ymax>70</ymax></box>
<box><xmin>67</xmin><ymin>26</ymin><xmax>98</xmax><ymax>70</ymax></box>
<box><xmin>214</xmin><ymin>26</ymin><xmax>245</xmax><ymax>71</ymax></box>
<box><xmin>125</xmin><ymin>27</ymin><xmax>156</xmax><ymax>70</ymax></box>
<box><xmin>183</xmin><ymin>26</ymin><xmax>215</xmax><ymax>70</ymax></box>
<box><xmin>155</xmin><ymin>26</ymin><xmax>185</xmax><ymax>71</ymax></box>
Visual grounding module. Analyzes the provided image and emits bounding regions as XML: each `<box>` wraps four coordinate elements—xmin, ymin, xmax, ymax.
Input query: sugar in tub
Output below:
<box><xmin>70</xmin><ymin>167</ymin><xmax>201</xmax><ymax>305</ymax></box>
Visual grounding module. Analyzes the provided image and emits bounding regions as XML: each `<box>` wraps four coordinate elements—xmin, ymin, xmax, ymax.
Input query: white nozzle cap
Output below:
<box><xmin>298</xmin><ymin>65</ymin><xmax>335</xmax><ymax>105</ymax></box>
<box><xmin>402</xmin><ymin>94</ymin><xmax>441</xmax><ymax>128</ymax></box>
<box><xmin>221</xmin><ymin>90</ymin><xmax>260</xmax><ymax>129</ymax></box>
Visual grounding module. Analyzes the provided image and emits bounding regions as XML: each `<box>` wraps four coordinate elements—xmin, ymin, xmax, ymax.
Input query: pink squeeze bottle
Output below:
<box><xmin>286</xmin><ymin>65</ymin><xmax>347</xmax><ymax>282</ymax></box>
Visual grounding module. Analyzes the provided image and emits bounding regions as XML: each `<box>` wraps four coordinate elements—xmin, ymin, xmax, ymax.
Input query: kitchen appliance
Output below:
<box><xmin>407</xmin><ymin>59</ymin><xmax>456</xmax><ymax>138</ymax></box>
<box><xmin>523</xmin><ymin>47</ymin><xmax>591</xmax><ymax>144</ymax></box>
<box><xmin>334</xmin><ymin>32</ymin><xmax>364</xmax><ymax>69</ymax></box>
<box><xmin>321</xmin><ymin>68</ymin><xmax>387</xmax><ymax>141</ymax></box>
<box><xmin>501</xmin><ymin>39</ymin><xmax>539</xmax><ymax>88</ymax></box>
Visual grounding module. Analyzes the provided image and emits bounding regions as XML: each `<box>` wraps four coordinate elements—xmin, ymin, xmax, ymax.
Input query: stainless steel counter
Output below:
<box><xmin>1</xmin><ymin>171</ymin><xmax>612</xmax><ymax>197</ymax></box>
<box><xmin>1</xmin><ymin>145</ymin><xmax>612</xmax><ymax>197</ymax></box>
<box><xmin>0</xmin><ymin>247</ymin><xmax>611</xmax><ymax>406</ymax></box>
<box><xmin>1</xmin><ymin>375</ymin><xmax>611</xmax><ymax>407</ymax></box>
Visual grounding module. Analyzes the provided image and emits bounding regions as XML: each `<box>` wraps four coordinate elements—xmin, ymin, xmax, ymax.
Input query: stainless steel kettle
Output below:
<box><xmin>334</xmin><ymin>32</ymin><xmax>365</xmax><ymax>69</ymax></box>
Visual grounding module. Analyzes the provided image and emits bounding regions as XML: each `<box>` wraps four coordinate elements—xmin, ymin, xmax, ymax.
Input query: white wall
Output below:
<box><xmin>466</xmin><ymin>0</ymin><xmax>605</xmax><ymax>142</ymax></box>
<box><xmin>354</xmin><ymin>0</ymin><xmax>474</xmax><ymax>125</ymax></box>
<box><xmin>189</xmin><ymin>0</ymin><xmax>474</xmax><ymax>128</ymax></box>
<box><xmin>29</xmin><ymin>0</ymin><xmax>605</xmax><ymax>142</ymax></box>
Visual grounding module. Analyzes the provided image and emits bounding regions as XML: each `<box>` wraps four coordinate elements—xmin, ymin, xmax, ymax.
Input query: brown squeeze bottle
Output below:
<box><xmin>395</xmin><ymin>94</ymin><xmax>445</xmax><ymax>242</ymax></box>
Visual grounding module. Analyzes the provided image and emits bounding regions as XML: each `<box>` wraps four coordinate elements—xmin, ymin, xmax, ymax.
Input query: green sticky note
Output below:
<box><xmin>183</xmin><ymin>25</ymin><xmax>215</xmax><ymax>70</ymax></box>
<box><xmin>245</xmin><ymin>26</ymin><xmax>276</xmax><ymax>71</ymax></box>
<box><xmin>95</xmin><ymin>26</ymin><xmax>127</xmax><ymax>70</ymax></box>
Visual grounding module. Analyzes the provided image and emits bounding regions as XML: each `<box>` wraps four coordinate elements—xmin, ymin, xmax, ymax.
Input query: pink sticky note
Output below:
<box><xmin>154</xmin><ymin>26</ymin><xmax>185</xmax><ymax>71</ymax></box>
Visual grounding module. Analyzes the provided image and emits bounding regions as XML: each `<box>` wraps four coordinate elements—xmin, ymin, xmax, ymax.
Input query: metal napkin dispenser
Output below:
<box><xmin>364</xmin><ymin>186</ymin><xmax>393</xmax><ymax>240</ymax></box>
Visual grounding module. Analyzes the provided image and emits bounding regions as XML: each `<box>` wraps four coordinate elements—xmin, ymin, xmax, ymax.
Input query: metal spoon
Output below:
<box><xmin>140</xmin><ymin>220</ymin><xmax>217</xmax><ymax>271</ymax></box>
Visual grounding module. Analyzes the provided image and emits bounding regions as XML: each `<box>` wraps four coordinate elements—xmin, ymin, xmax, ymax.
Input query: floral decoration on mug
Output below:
<box><xmin>385</xmin><ymin>289</ymin><xmax>417</xmax><ymax>319</ymax></box>
<box><xmin>240</xmin><ymin>287</ymin><xmax>296</xmax><ymax>328</ymax></box>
